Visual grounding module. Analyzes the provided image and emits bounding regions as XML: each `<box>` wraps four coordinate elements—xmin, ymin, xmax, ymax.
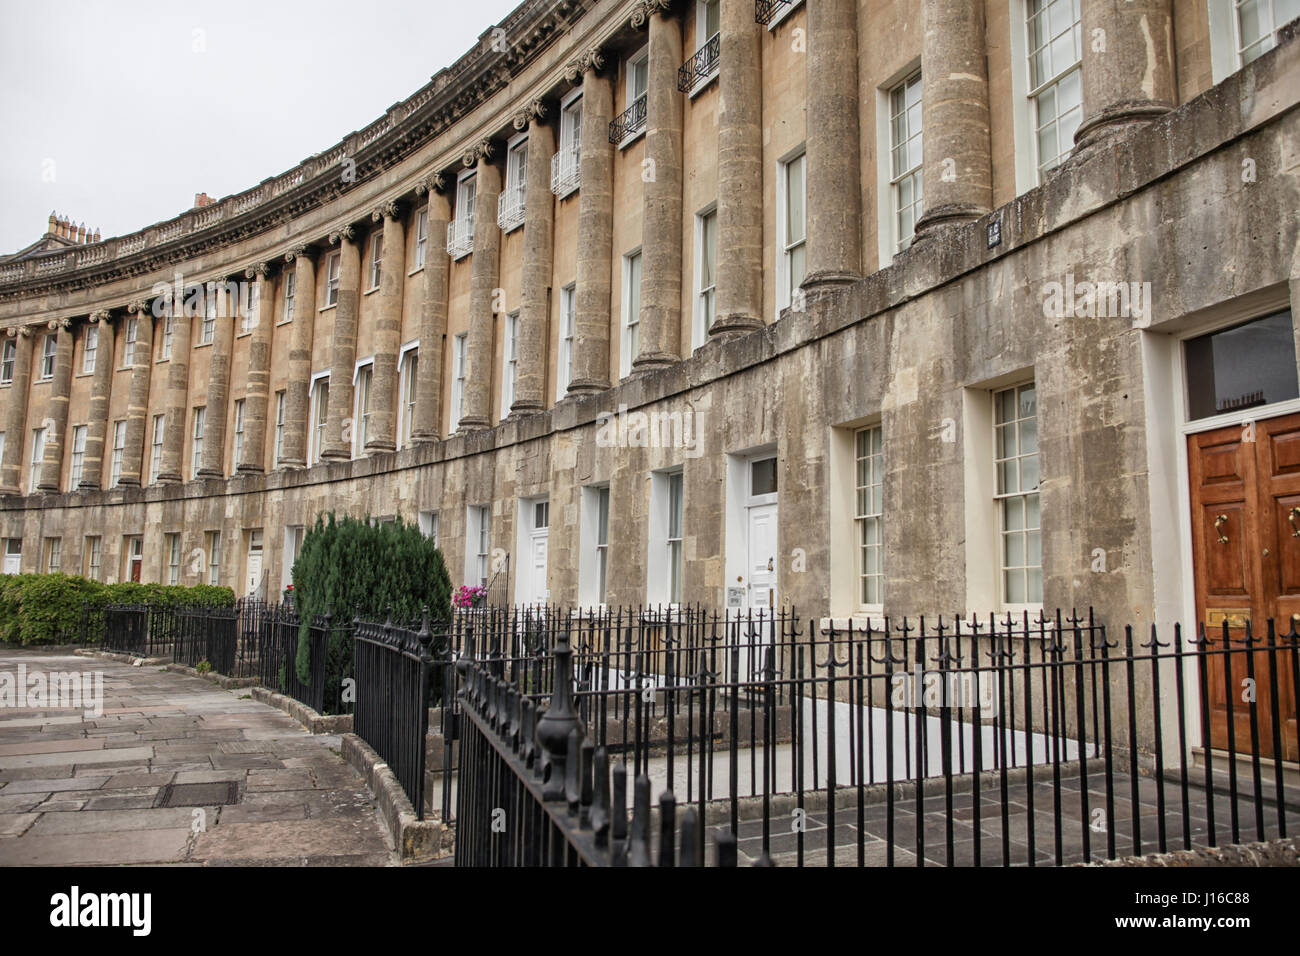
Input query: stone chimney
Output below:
<box><xmin>194</xmin><ymin>192</ymin><xmax>216</xmax><ymax>208</ymax></box>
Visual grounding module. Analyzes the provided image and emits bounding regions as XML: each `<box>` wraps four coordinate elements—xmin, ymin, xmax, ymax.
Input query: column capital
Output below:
<box><xmin>631</xmin><ymin>0</ymin><xmax>672</xmax><ymax>29</ymax></box>
<box><xmin>328</xmin><ymin>224</ymin><xmax>358</xmax><ymax>245</ymax></box>
<box><xmin>371</xmin><ymin>200</ymin><xmax>403</xmax><ymax>221</ymax></box>
<box><xmin>127</xmin><ymin>299</ymin><xmax>152</xmax><ymax>316</ymax></box>
<box><xmin>245</xmin><ymin>261</ymin><xmax>276</xmax><ymax>279</ymax></box>
<box><xmin>462</xmin><ymin>140</ymin><xmax>495</xmax><ymax>168</ymax></box>
<box><xmin>512</xmin><ymin>100</ymin><xmax>548</xmax><ymax>131</ymax></box>
<box><xmin>564</xmin><ymin>47</ymin><xmax>606</xmax><ymax>82</ymax></box>
<box><xmin>6</xmin><ymin>325</ymin><xmax>32</xmax><ymax>338</ymax></box>
<box><xmin>415</xmin><ymin>172</ymin><xmax>447</xmax><ymax>196</ymax></box>
<box><xmin>284</xmin><ymin>244</ymin><xmax>315</xmax><ymax>264</ymax></box>
<box><xmin>88</xmin><ymin>309</ymin><xmax>114</xmax><ymax>326</ymax></box>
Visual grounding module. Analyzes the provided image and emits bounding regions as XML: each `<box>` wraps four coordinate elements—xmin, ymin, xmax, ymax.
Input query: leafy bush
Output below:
<box><xmin>291</xmin><ymin>513</ymin><xmax>452</xmax><ymax>686</ymax></box>
<box><xmin>0</xmin><ymin>573</ymin><xmax>235</xmax><ymax>646</ymax></box>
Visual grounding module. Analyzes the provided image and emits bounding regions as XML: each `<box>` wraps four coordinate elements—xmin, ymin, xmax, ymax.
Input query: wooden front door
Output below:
<box><xmin>1188</xmin><ymin>413</ymin><xmax>1300</xmax><ymax>759</ymax></box>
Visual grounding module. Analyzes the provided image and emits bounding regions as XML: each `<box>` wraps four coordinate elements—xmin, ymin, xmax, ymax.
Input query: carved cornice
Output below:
<box><xmin>0</xmin><ymin>0</ymin><xmax>594</xmax><ymax>303</ymax></box>
<box><xmin>372</xmin><ymin>200</ymin><xmax>403</xmax><ymax>222</ymax></box>
<box><xmin>512</xmin><ymin>99</ymin><xmax>548</xmax><ymax>131</ymax></box>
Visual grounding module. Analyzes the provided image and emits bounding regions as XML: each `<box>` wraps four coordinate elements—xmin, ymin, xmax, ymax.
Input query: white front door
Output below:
<box><xmin>528</xmin><ymin>531</ymin><xmax>549</xmax><ymax>605</ymax></box>
<box><xmin>747</xmin><ymin>503</ymin><xmax>778</xmax><ymax>609</ymax></box>
<box><xmin>245</xmin><ymin>529</ymin><xmax>264</xmax><ymax>596</ymax></box>
<box><xmin>2</xmin><ymin>540</ymin><xmax>20</xmax><ymax>575</ymax></box>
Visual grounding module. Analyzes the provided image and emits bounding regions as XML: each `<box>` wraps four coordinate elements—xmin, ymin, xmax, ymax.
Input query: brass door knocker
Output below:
<box><xmin>1215</xmin><ymin>514</ymin><xmax>1229</xmax><ymax>544</ymax></box>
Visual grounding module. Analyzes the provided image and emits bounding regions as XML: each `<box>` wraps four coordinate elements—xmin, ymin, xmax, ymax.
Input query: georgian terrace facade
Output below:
<box><xmin>0</xmin><ymin>0</ymin><xmax>1298</xmax><ymax>642</ymax></box>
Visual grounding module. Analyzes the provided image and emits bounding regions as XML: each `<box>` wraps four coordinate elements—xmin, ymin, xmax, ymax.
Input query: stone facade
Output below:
<box><xmin>0</xmin><ymin>1</ymin><xmax>1297</xmax><ymax>650</ymax></box>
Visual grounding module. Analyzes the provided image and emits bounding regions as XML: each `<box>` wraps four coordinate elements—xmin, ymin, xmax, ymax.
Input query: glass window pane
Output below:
<box><xmin>1185</xmin><ymin>310</ymin><xmax>1298</xmax><ymax>419</ymax></box>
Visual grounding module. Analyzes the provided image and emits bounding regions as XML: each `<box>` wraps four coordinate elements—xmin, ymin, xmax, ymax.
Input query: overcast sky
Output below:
<box><xmin>0</xmin><ymin>0</ymin><xmax>522</xmax><ymax>254</ymax></box>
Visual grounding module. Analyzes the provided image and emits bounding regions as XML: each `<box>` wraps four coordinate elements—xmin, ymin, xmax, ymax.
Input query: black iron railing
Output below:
<box><xmin>173</xmin><ymin>606</ymin><xmax>239</xmax><ymax>675</ymax></box>
<box><xmin>678</xmin><ymin>32</ymin><xmax>720</xmax><ymax>92</ymax></box>
<box><xmin>102</xmin><ymin>604</ymin><xmax>152</xmax><ymax>656</ymax></box>
<box><xmin>754</xmin><ymin>0</ymin><xmax>790</xmax><ymax>26</ymax></box>
<box><xmin>252</xmin><ymin>602</ymin><xmax>342</xmax><ymax>714</ymax></box>
<box><xmin>353</xmin><ymin>609</ymin><xmax>440</xmax><ymax>820</ymax></box>
<box><xmin>455</xmin><ymin>630</ymin><xmax>735</xmax><ymax>866</ymax></box>
<box><xmin>449</xmin><ymin>604</ymin><xmax>1300</xmax><ymax>866</ymax></box>
<box><xmin>608</xmin><ymin>94</ymin><xmax>647</xmax><ymax>144</ymax></box>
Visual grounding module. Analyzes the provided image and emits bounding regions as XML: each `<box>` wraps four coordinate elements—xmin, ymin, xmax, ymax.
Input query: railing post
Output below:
<box><xmin>535</xmin><ymin>632</ymin><xmax>585</xmax><ymax>801</ymax></box>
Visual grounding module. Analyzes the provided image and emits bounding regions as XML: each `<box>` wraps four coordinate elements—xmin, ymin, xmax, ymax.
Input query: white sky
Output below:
<box><xmin>0</xmin><ymin>0</ymin><xmax>523</xmax><ymax>253</ymax></box>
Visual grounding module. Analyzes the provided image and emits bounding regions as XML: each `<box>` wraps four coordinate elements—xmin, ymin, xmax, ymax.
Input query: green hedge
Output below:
<box><xmin>291</xmin><ymin>513</ymin><xmax>452</xmax><ymax>687</ymax></box>
<box><xmin>0</xmin><ymin>573</ymin><xmax>235</xmax><ymax>646</ymax></box>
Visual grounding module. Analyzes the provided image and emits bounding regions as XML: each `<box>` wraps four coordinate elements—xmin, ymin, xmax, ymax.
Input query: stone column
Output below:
<box><xmin>116</xmin><ymin>300</ymin><xmax>155</xmax><ymax>486</ymax></box>
<box><xmin>280</xmin><ymin>245</ymin><xmax>316</xmax><ymax>468</ymax></box>
<box><xmin>512</xmin><ymin>105</ymin><xmax>554</xmax><ymax>415</ymax></box>
<box><xmin>458</xmin><ymin>146</ymin><xmax>502</xmax><ymax>431</ymax></box>
<box><xmin>365</xmin><ymin>201</ymin><xmax>406</xmax><ymax>452</ymax></box>
<box><xmin>413</xmin><ymin>180</ymin><xmax>450</xmax><ymax>442</ymax></box>
<box><xmin>37</xmin><ymin>318</ymin><xmax>74</xmax><ymax>492</ymax></box>
<box><xmin>323</xmin><ymin>226</ymin><xmax>361</xmax><ymax>460</ymax></box>
<box><xmin>0</xmin><ymin>326</ymin><xmax>34</xmax><ymax>494</ymax></box>
<box><xmin>158</xmin><ymin>295</ymin><xmax>191</xmax><ymax>483</ymax></box>
<box><xmin>238</xmin><ymin>262</ymin><xmax>276</xmax><ymax>473</ymax></box>
<box><xmin>913</xmin><ymin>0</ymin><xmax>993</xmax><ymax>239</ymax></box>
<box><xmin>81</xmin><ymin>310</ymin><xmax>116</xmax><ymax>489</ymax></box>
<box><xmin>1075</xmin><ymin>0</ymin><xmax>1176</xmax><ymax>151</ymax></box>
<box><xmin>198</xmin><ymin>277</ymin><xmax>235</xmax><ymax>477</ymax></box>
<box><xmin>635</xmin><ymin>4</ymin><xmax>684</xmax><ymax>369</ymax></box>
<box><xmin>568</xmin><ymin>55</ymin><xmax>615</xmax><ymax>393</ymax></box>
<box><xmin>803</xmin><ymin>0</ymin><xmax>862</xmax><ymax>284</ymax></box>
<box><xmin>712</xmin><ymin>0</ymin><xmax>763</xmax><ymax>334</ymax></box>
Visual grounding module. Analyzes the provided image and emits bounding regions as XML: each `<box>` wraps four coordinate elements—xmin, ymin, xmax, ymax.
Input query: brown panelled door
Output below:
<box><xmin>1189</xmin><ymin>413</ymin><xmax>1300</xmax><ymax>759</ymax></box>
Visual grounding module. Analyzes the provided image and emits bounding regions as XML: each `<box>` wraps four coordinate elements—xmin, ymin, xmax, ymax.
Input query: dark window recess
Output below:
<box><xmin>1185</xmin><ymin>310</ymin><xmax>1299</xmax><ymax>420</ymax></box>
<box><xmin>751</xmin><ymin>457</ymin><xmax>778</xmax><ymax>496</ymax></box>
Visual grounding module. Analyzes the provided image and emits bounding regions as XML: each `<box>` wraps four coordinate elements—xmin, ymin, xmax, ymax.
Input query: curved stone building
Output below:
<box><xmin>1</xmin><ymin>0</ymin><xmax>1298</xmax><ymax>668</ymax></box>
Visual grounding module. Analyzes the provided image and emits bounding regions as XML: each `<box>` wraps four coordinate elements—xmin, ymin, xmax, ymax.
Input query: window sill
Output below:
<box><xmin>275</xmin><ymin>319</ymin><xmax>293</xmax><ymax>326</ymax></box>
<box><xmin>688</xmin><ymin>70</ymin><xmax>718</xmax><ymax>99</ymax></box>
<box><xmin>319</xmin><ymin>304</ymin><xmax>337</xmax><ymax>313</ymax></box>
<box><xmin>766</xmin><ymin>0</ymin><xmax>804</xmax><ymax>30</ymax></box>
<box><xmin>618</xmin><ymin>127</ymin><xmax>646</xmax><ymax>151</ymax></box>
<box><xmin>553</xmin><ymin>184</ymin><xmax>580</xmax><ymax>202</ymax></box>
<box><xmin>235</xmin><ymin>330</ymin><xmax>251</xmax><ymax>339</ymax></box>
<box><xmin>364</xmin><ymin>286</ymin><xmax>379</xmax><ymax>296</ymax></box>
<box><xmin>407</xmin><ymin>266</ymin><xmax>425</xmax><ymax>277</ymax></box>
<box><xmin>75</xmin><ymin>371</ymin><xmax>94</xmax><ymax>378</ymax></box>
<box><xmin>193</xmin><ymin>342</ymin><xmax>213</xmax><ymax>349</ymax></box>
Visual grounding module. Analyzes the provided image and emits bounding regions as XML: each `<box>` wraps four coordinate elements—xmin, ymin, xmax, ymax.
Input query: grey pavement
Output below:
<box><xmin>0</xmin><ymin>648</ymin><xmax>396</xmax><ymax>866</ymax></box>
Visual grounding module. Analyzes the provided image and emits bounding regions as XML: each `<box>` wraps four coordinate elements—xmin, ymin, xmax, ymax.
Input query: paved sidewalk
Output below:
<box><xmin>0</xmin><ymin>648</ymin><xmax>395</xmax><ymax>866</ymax></box>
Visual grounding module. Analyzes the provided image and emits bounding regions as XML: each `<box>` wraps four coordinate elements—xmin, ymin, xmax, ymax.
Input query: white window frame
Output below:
<box><xmin>282</xmin><ymin>524</ymin><xmax>305</xmax><ymax>589</ymax></box>
<box><xmin>413</xmin><ymin>207</ymin><xmax>429</xmax><ymax>270</ymax></box>
<box><xmin>499</xmin><ymin>133</ymin><xmax>528</xmax><ymax>233</ymax></box>
<box><xmin>418</xmin><ymin>510</ymin><xmax>440</xmax><ymax>548</ymax></box>
<box><xmin>579</xmin><ymin>485</ymin><xmax>611</xmax><ymax>608</ymax></box>
<box><xmin>44</xmin><ymin>536</ymin><xmax>61</xmax><ymax>574</ymax></box>
<box><xmin>83</xmin><ymin>325</ymin><xmax>98</xmax><ymax>374</ymax></box>
<box><xmin>309</xmin><ymin>372</ymin><xmax>329</xmax><ymax>465</ymax></box>
<box><xmin>29</xmin><ymin>426</ymin><xmax>46</xmax><ymax>492</ymax></box>
<box><xmin>240</xmin><ymin>281</ymin><xmax>259</xmax><ymax>335</ymax></box>
<box><xmin>191</xmin><ymin>406</ymin><xmax>206</xmax><ymax>479</ymax></box>
<box><xmin>693</xmin><ymin>204</ymin><xmax>717</xmax><ymax>351</ymax></box>
<box><xmin>502</xmin><ymin>312</ymin><xmax>519</xmax><ymax>420</ymax></box>
<box><xmin>149</xmin><ymin>415</ymin><xmax>164</xmax><ymax>484</ymax></box>
<box><xmin>618</xmin><ymin>45</ymin><xmax>650</xmax><ymax>149</ymax></box>
<box><xmin>325</xmin><ymin>251</ymin><xmax>341</xmax><ymax>307</ymax></box>
<box><xmin>166</xmin><ymin>532</ymin><xmax>181</xmax><ymax>585</ymax></box>
<box><xmin>886</xmin><ymin>70</ymin><xmax>924</xmax><ymax>256</ymax></box>
<box><xmin>1</xmin><ymin>340</ymin><xmax>14</xmax><ymax>384</ymax></box>
<box><xmin>1025</xmin><ymin>0</ymin><xmax>1083</xmax><ymax>180</ymax></box>
<box><xmin>776</xmin><ymin>147</ymin><xmax>807</xmax><ymax>317</ymax></box>
<box><xmin>690</xmin><ymin>0</ymin><xmax>722</xmax><ymax>95</ymax></box>
<box><xmin>232</xmin><ymin>398</ymin><xmax>246</xmax><ymax>468</ymax></box>
<box><xmin>451</xmin><ymin>333</ymin><xmax>468</xmax><ymax>432</ymax></box>
<box><xmin>368</xmin><ymin>231</ymin><xmax>383</xmax><ymax>291</ymax></box>
<box><xmin>85</xmin><ymin>536</ymin><xmax>102</xmax><ymax>581</ymax></box>
<box><xmin>557</xmin><ymin>283</ymin><xmax>576</xmax><ymax>400</ymax></box>
<box><xmin>201</xmin><ymin>295</ymin><xmax>216</xmax><ymax>345</ymax></box>
<box><xmin>122</xmin><ymin>317</ymin><xmax>138</xmax><ymax>366</ymax></box>
<box><xmin>161</xmin><ymin>315</ymin><xmax>174</xmax><ymax>360</ymax></box>
<box><xmin>353</xmin><ymin>358</ymin><xmax>373</xmax><ymax>457</ymax></box>
<box><xmin>206</xmin><ymin>530</ymin><xmax>222</xmax><ymax>587</ymax></box>
<box><xmin>397</xmin><ymin>342</ymin><xmax>419</xmax><ymax>449</ymax></box>
<box><xmin>2</xmin><ymin>537</ymin><xmax>20</xmax><ymax>575</ymax></box>
<box><xmin>993</xmin><ymin>380</ymin><xmax>1042</xmax><ymax>611</ymax></box>
<box><xmin>648</xmin><ymin>469</ymin><xmax>685</xmax><ymax>606</ymax></box>
<box><xmin>466</xmin><ymin>505</ymin><xmax>492</xmax><ymax>588</ymax></box>
<box><xmin>621</xmin><ymin>248</ymin><xmax>643</xmax><ymax>379</ymax></box>
<box><xmin>69</xmin><ymin>423</ymin><xmax>87</xmax><ymax>489</ymax></box>
<box><xmin>273</xmin><ymin>391</ymin><xmax>286</xmax><ymax>466</ymax></box>
<box><xmin>854</xmin><ymin>425</ymin><xmax>885</xmax><ymax>613</ymax></box>
<box><xmin>449</xmin><ymin>169</ymin><xmax>477</xmax><ymax>260</ymax></box>
<box><xmin>551</xmin><ymin>88</ymin><xmax>583</xmax><ymax>199</ymax></box>
<box><xmin>40</xmin><ymin>333</ymin><xmax>56</xmax><ymax>379</ymax></box>
<box><xmin>282</xmin><ymin>270</ymin><xmax>296</xmax><ymax>324</ymax></box>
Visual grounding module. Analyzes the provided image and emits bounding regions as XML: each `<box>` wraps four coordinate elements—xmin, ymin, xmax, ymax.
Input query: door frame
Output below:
<box><xmin>724</xmin><ymin>445</ymin><xmax>779</xmax><ymax>616</ymax></box>
<box><xmin>514</xmin><ymin>496</ymin><xmax>549</xmax><ymax>607</ymax></box>
<box><xmin>1141</xmin><ymin>283</ymin><xmax>1297</xmax><ymax>753</ymax></box>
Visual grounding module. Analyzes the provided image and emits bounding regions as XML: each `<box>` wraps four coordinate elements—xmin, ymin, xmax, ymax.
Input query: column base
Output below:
<box><xmin>196</xmin><ymin>469</ymin><xmax>223</xmax><ymax>479</ymax></box>
<box><xmin>800</xmin><ymin>270</ymin><xmax>861</xmax><ymax>289</ymax></box>
<box><xmin>236</xmin><ymin>464</ymin><xmax>265</xmax><ymax>475</ymax></box>
<box><xmin>409</xmin><ymin>433</ymin><xmax>442</xmax><ymax>445</ymax></box>
<box><xmin>1072</xmin><ymin>101</ymin><xmax>1173</xmax><ymax>153</ymax></box>
<box><xmin>566</xmin><ymin>379</ymin><xmax>611</xmax><ymax>396</ymax></box>
<box><xmin>631</xmin><ymin>352</ymin><xmax>679</xmax><ymax>372</ymax></box>
<box><xmin>456</xmin><ymin>417</ymin><xmax>490</xmax><ymax>433</ymax></box>
<box><xmin>76</xmin><ymin>480</ymin><xmax>102</xmax><ymax>491</ymax></box>
<box><xmin>364</xmin><ymin>441</ymin><xmax>396</xmax><ymax>455</ymax></box>
<box><xmin>275</xmin><ymin>458</ymin><xmax>307</xmax><ymax>469</ymax></box>
<box><xmin>114</xmin><ymin>478</ymin><xmax>141</xmax><ymax>488</ymax></box>
<box><xmin>912</xmin><ymin>203</ymin><xmax>990</xmax><ymax>243</ymax></box>
<box><xmin>320</xmin><ymin>448</ymin><xmax>350</xmax><ymax>462</ymax></box>
<box><xmin>708</xmin><ymin>313</ymin><xmax>763</xmax><ymax>337</ymax></box>
<box><xmin>507</xmin><ymin>401</ymin><xmax>545</xmax><ymax>418</ymax></box>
